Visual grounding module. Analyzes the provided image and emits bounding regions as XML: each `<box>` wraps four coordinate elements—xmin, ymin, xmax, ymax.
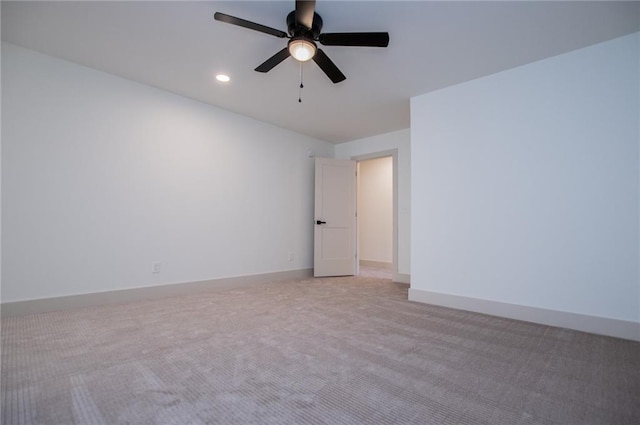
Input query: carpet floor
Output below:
<box><xmin>1</xmin><ymin>274</ymin><xmax>639</xmax><ymax>425</ymax></box>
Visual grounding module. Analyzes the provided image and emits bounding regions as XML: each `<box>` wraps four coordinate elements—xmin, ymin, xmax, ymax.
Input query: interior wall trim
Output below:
<box><xmin>360</xmin><ymin>260</ymin><xmax>393</xmax><ymax>269</ymax></box>
<box><xmin>1</xmin><ymin>269</ymin><xmax>313</xmax><ymax>317</ymax></box>
<box><xmin>408</xmin><ymin>288</ymin><xmax>640</xmax><ymax>342</ymax></box>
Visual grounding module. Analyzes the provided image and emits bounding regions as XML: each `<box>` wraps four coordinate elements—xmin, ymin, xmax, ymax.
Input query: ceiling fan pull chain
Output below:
<box><xmin>298</xmin><ymin>61</ymin><xmax>304</xmax><ymax>103</ymax></box>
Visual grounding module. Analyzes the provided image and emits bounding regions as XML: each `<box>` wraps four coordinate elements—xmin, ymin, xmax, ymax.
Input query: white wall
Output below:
<box><xmin>1</xmin><ymin>42</ymin><xmax>333</xmax><ymax>302</ymax></box>
<box><xmin>335</xmin><ymin>128</ymin><xmax>411</xmax><ymax>278</ymax></box>
<box><xmin>358</xmin><ymin>157</ymin><xmax>393</xmax><ymax>264</ymax></box>
<box><xmin>411</xmin><ymin>33</ymin><xmax>639</xmax><ymax>329</ymax></box>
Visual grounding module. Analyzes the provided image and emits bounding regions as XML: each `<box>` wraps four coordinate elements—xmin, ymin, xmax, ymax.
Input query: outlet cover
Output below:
<box><xmin>152</xmin><ymin>261</ymin><xmax>161</xmax><ymax>273</ymax></box>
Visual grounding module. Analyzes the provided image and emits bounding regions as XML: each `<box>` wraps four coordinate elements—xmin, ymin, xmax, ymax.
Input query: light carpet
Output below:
<box><xmin>2</xmin><ymin>275</ymin><xmax>639</xmax><ymax>424</ymax></box>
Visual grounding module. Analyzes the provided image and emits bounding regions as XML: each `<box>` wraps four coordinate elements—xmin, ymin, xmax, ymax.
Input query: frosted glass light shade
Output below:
<box><xmin>289</xmin><ymin>38</ymin><xmax>316</xmax><ymax>62</ymax></box>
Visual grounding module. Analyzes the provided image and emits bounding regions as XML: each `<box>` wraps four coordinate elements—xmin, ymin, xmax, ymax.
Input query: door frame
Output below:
<box><xmin>352</xmin><ymin>149</ymin><xmax>398</xmax><ymax>280</ymax></box>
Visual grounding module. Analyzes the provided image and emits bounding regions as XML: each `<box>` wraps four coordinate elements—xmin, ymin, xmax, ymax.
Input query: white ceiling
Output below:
<box><xmin>2</xmin><ymin>1</ymin><xmax>639</xmax><ymax>143</ymax></box>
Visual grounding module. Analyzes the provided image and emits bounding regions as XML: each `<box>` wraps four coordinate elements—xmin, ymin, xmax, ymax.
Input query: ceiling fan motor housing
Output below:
<box><xmin>287</xmin><ymin>11</ymin><xmax>323</xmax><ymax>39</ymax></box>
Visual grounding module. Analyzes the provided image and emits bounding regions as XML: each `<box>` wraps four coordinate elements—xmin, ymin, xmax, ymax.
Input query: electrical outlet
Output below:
<box><xmin>152</xmin><ymin>261</ymin><xmax>161</xmax><ymax>273</ymax></box>
<box><xmin>288</xmin><ymin>252</ymin><xmax>294</xmax><ymax>262</ymax></box>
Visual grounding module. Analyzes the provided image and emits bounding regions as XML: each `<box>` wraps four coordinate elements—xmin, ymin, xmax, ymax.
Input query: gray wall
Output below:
<box><xmin>2</xmin><ymin>42</ymin><xmax>333</xmax><ymax>302</ymax></box>
<box><xmin>410</xmin><ymin>33</ymin><xmax>639</xmax><ymax>327</ymax></box>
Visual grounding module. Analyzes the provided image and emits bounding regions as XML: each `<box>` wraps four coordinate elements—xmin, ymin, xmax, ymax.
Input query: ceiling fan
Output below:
<box><xmin>214</xmin><ymin>0</ymin><xmax>389</xmax><ymax>84</ymax></box>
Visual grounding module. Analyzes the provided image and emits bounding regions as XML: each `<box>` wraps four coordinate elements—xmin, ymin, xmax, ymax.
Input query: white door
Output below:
<box><xmin>314</xmin><ymin>157</ymin><xmax>356</xmax><ymax>277</ymax></box>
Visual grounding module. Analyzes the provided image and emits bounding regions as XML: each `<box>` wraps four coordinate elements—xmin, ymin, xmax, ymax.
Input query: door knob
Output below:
<box><xmin>316</xmin><ymin>220</ymin><xmax>326</xmax><ymax>225</ymax></box>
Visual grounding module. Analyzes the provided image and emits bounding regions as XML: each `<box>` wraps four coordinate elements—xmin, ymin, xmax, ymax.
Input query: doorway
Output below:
<box><xmin>356</xmin><ymin>152</ymin><xmax>396</xmax><ymax>280</ymax></box>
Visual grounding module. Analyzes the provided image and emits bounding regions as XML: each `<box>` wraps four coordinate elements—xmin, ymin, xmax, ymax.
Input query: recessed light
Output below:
<box><xmin>216</xmin><ymin>74</ymin><xmax>230</xmax><ymax>82</ymax></box>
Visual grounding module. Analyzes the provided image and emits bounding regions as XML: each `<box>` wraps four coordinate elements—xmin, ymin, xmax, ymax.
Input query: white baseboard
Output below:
<box><xmin>1</xmin><ymin>269</ymin><xmax>313</xmax><ymax>317</ymax></box>
<box><xmin>393</xmin><ymin>273</ymin><xmax>410</xmax><ymax>284</ymax></box>
<box><xmin>408</xmin><ymin>288</ymin><xmax>640</xmax><ymax>342</ymax></box>
<box><xmin>359</xmin><ymin>260</ymin><xmax>393</xmax><ymax>269</ymax></box>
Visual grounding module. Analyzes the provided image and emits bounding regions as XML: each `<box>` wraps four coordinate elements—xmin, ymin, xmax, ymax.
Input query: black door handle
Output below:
<box><xmin>316</xmin><ymin>220</ymin><xmax>326</xmax><ymax>225</ymax></box>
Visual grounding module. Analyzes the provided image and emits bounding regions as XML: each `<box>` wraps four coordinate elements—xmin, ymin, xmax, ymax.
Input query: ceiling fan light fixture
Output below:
<box><xmin>214</xmin><ymin>3</ymin><xmax>389</xmax><ymax>84</ymax></box>
<box><xmin>288</xmin><ymin>37</ymin><xmax>316</xmax><ymax>62</ymax></box>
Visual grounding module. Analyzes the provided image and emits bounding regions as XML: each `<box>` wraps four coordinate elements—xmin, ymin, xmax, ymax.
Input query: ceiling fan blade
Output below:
<box><xmin>313</xmin><ymin>49</ymin><xmax>346</xmax><ymax>84</ymax></box>
<box><xmin>319</xmin><ymin>32</ymin><xmax>389</xmax><ymax>47</ymax></box>
<box><xmin>295</xmin><ymin>0</ymin><xmax>316</xmax><ymax>29</ymax></box>
<box><xmin>214</xmin><ymin>12</ymin><xmax>287</xmax><ymax>38</ymax></box>
<box><xmin>255</xmin><ymin>48</ymin><xmax>291</xmax><ymax>73</ymax></box>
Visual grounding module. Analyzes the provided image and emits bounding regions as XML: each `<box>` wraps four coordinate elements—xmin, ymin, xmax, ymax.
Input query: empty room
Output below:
<box><xmin>1</xmin><ymin>1</ymin><xmax>639</xmax><ymax>424</ymax></box>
